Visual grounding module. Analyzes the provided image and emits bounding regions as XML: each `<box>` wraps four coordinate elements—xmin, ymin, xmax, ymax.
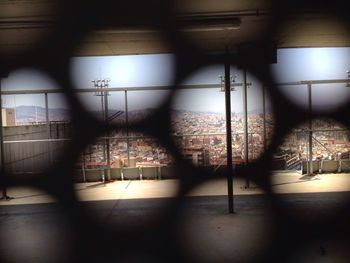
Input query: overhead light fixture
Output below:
<box><xmin>179</xmin><ymin>14</ymin><xmax>241</xmax><ymax>32</ymax></box>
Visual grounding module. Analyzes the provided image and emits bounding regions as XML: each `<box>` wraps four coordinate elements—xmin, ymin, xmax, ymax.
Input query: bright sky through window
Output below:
<box><xmin>1</xmin><ymin>48</ymin><xmax>350</xmax><ymax>113</ymax></box>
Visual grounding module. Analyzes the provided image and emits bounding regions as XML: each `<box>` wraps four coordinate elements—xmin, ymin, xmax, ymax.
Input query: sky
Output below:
<box><xmin>272</xmin><ymin>47</ymin><xmax>350</xmax><ymax>112</ymax></box>
<box><xmin>172</xmin><ymin>65</ymin><xmax>268</xmax><ymax>113</ymax></box>
<box><xmin>1</xmin><ymin>48</ymin><xmax>350</xmax><ymax>113</ymax></box>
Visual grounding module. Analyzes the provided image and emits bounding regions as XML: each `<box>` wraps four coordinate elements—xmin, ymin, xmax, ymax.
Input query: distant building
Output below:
<box><xmin>1</xmin><ymin>108</ymin><xmax>16</xmax><ymax>126</ymax></box>
<box><xmin>183</xmin><ymin>146</ymin><xmax>209</xmax><ymax>166</ymax></box>
<box><xmin>121</xmin><ymin>157</ymin><xmax>136</xmax><ymax>168</ymax></box>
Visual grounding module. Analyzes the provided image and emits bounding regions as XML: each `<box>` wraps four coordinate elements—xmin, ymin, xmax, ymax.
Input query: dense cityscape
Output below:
<box><xmin>4</xmin><ymin>105</ymin><xmax>350</xmax><ymax>169</ymax></box>
<box><xmin>81</xmin><ymin>111</ymin><xmax>350</xmax><ymax>169</ymax></box>
<box><xmin>80</xmin><ymin>111</ymin><xmax>350</xmax><ymax>167</ymax></box>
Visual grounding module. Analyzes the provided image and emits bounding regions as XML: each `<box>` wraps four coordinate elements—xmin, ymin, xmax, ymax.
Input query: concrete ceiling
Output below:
<box><xmin>0</xmin><ymin>0</ymin><xmax>350</xmax><ymax>56</ymax></box>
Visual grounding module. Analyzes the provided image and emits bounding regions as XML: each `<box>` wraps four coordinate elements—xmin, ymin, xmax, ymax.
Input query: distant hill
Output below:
<box><xmin>11</xmin><ymin>106</ymin><xmax>71</xmax><ymax>123</ymax></box>
<box><xmin>12</xmin><ymin>105</ymin><xmax>127</xmax><ymax>123</ymax></box>
<box><xmin>10</xmin><ymin>106</ymin><xmax>274</xmax><ymax>124</ymax></box>
<box><xmin>171</xmin><ymin>108</ymin><xmax>274</xmax><ymax>115</ymax></box>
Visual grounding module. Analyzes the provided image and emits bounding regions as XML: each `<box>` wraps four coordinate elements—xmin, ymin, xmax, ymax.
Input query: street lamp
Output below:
<box><xmin>92</xmin><ymin>78</ymin><xmax>111</xmax><ymax>182</ymax></box>
<box><xmin>346</xmin><ymin>70</ymin><xmax>350</xmax><ymax>87</ymax></box>
<box><xmin>219</xmin><ymin>74</ymin><xmax>237</xmax><ymax>91</ymax></box>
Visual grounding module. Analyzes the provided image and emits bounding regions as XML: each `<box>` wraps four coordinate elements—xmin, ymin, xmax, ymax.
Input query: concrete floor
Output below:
<box><xmin>1</xmin><ymin>172</ymin><xmax>350</xmax><ymax>262</ymax></box>
<box><xmin>1</xmin><ymin>172</ymin><xmax>350</xmax><ymax>205</ymax></box>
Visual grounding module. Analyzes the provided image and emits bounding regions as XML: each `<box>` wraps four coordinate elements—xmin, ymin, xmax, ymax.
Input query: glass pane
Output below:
<box><xmin>271</xmin><ymin>48</ymin><xmax>350</xmax><ymax>112</ymax></box>
<box><xmin>312</xmin><ymin>83</ymin><xmax>350</xmax><ymax>112</ymax></box>
<box><xmin>0</xmin><ymin>69</ymin><xmax>69</xmax><ymax>174</ymax></box>
<box><xmin>47</xmin><ymin>93</ymin><xmax>71</xmax><ymax>122</ymax></box>
<box><xmin>2</xmin><ymin>94</ymin><xmax>45</xmax><ymax>126</ymax></box>
<box><xmin>71</xmin><ymin>54</ymin><xmax>175</xmax><ymax>122</ymax></box>
<box><xmin>127</xmin><ymin>90</ymin><xmax>170</xmax><ymax>123</ymax></box>
<box><xmin>172</xmin><ymin>88</ymin><xmax>225</xmax><ymax>167</ymax></box>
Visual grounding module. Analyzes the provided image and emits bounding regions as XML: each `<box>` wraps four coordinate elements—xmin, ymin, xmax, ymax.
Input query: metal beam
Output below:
<box><xmin>0</xmin><ymin>77</ymin><xmax>347</xmax><ymax>95</ymax></box>
<box><xmin>0</xmin><ymin>83</ymin><xmax>252</xmax><ymax>95</ymax></box>
<box><xmin>295</xmin><ymin>129</ymin><xmax>349</xmax><ymax>133</ymax></box>
<box><xmin>277</xmin><ymin>79</ymin><xmax>349</xmax><ymax>86</ymax></box>
<box><xmin>3</xmin><ymin>138</ymin><xmax>71</xmax><ymax>144</ymax></box>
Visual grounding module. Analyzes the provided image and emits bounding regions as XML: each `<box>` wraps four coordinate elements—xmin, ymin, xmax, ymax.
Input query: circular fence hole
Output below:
<box><xmin>74</xmin><ymin>131</ymin><xmax>179</xmax><ymax>227</ymax></box>
<box><xmin>271</xmin><ymin>118</ymin><xmax>350</xmax><ymax>222</ymax></box>
<box><xmin>1</xmin><ymin>68</ymin><xmax>72</xmax><ymax>176</ymax></box>
<box><xmin>70</xmin><ymin>35</ymin><xmax>175</xmax><ymax>123</ymax></box>
<box><xmin>171</xmin><ymin>64</ymin><xmax>274</xmax><ymax>168</ymax></box>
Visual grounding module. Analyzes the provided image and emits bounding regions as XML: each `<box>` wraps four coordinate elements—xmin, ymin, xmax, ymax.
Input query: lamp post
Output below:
<box><xmin>92</xmin><ymin>79</ymin><xmax>111</xmax><ymax>182</ymax></box>
<box><xmin>346</xmin><ymin>70</ymin><xmax>350</xmax><ymax>87</ymax></box>
<box><xmin>307</xmin><ymin>82</ymin><xmax>313</xmax><ymax>176</ymax></box>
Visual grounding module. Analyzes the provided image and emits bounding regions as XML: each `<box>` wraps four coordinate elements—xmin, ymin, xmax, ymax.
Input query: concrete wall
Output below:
<box><xmin>141</xmin><ymin>167</ymin><xmax>159</xmax><ymax>180</ymax></box>
<box><xmin>301</xmin><ymin>160</ymin><xmax>350</xmax><ymax>174</ymax></box>
<box><xmin>122</xmin><ymin>168</ymin><xmax>140</xmax><ymax>180</ymax></box>
<box><xmin>340</xmin><ymin>160</ymin><xmax>350</xmax><ymax>172</ymax></box>
<box><xmin>3</xmin><ymin>123</ymin><xmax>70</xmax><ymax>174</ymax></box>
<box><xmin>321</xmin><ymin>160</ymin><xmax>339</xmax><ymax>173</ymax></box>
<box><xmin>160</xmin><ymin>166</ymin><xmax>177</xmax><ymax>179</ymax></box>
<box><xmin>85</xmin><ymin>169</ymin><xmax>103</xmax><ymax>182</ymax></box>
<box><xmin>110</xmin><ymin>168</ymin><xmax>122</xmax><ymax>180</ymax></box>
<box><xmin>302</xmin><ymin>161</ymin><xmax>320</xmax><ymax>174</ymax></box>
<box><xmin>72</xmin><ymin>166</ymin><xmax>180</xmax><ymax>182</ymax></box>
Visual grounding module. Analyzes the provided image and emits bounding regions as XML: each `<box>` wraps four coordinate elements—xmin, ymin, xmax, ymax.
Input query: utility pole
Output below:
<box><xmin>103</xmin><ymin>80</ymin><xmax>111</xmax><ymax>181</ymax></box>
<box><xmin>92</xmin><ymin>79</ymin><xmax>111</xmax><ymax>182</ymax></box>
<box><xmin>125</xmin><ymin>90</ymin><xmax>130</xmax><ymax>167</ymax></box>
<box><xmin>308</xmin><ymin>82</ymin><xmax>313</xmax><ymax>175</ymax></box>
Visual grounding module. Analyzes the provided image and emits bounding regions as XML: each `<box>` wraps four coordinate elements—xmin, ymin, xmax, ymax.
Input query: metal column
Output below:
<box><xmin>0</xmin><ymin>78</ymin><xmax>12</xmax><ymax>200</ymax></box>
<box><xmin>243</xmin><ymin>69</ymin><xmax>249</xmax><ymax>188</ymax></box>
<box><xmin>125</xmin><ymin>90</ymin><xmax>130</xmax><ymax>167</ymax></box>
<box><xmin>44</xmin><ymin>93</ymin><xmax>52</xmax><ymax>164</ymax></box>
<box><xmin>224</xmin><ymin>49</ymin><xmax>234</xmax><ymax>213</ymax></box>
<box><xmin>308</xmin><ymin>82</ymin><xmax>313</xmax><ymax>175</ymax></box>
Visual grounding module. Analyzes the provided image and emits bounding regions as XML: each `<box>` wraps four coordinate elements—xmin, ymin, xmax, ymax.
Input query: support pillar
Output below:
<box><xmin>45</xmin><ymin>93</ymin><xmax>52</xmax><ymax>165</ymax></box>
<box><xmin>243</xmin><ymin>69</ymin><xmax>249</xmax><ymax>188</ymax></box>
<box><xmin>224</xmin><ymin>48</ymin><xmax>234</xmax><ymax>213</ymax></box>
<box><xmin>0</xmin><ymin>78</ymin><xmax>12</xmax><ymax>200</ymax></box>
